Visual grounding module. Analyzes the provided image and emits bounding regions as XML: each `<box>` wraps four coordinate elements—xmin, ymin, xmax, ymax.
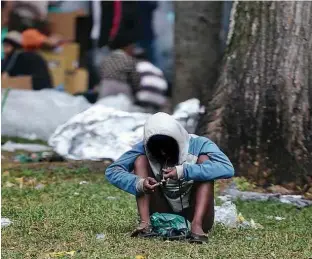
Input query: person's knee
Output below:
<box><xmin>134</xmin><ymin>155</ymin><xmax>149</xmax><ymax>175</ymax></box>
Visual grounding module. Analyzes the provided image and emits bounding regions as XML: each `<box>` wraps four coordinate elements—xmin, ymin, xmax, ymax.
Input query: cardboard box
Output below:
<box><xmin>38</xmin><ymin>43</ymin><xmax>80</xmax><ymax>87</ymax></box>
<box><xmin>1</xmin><ymin>76</ymin><xmax>32</xmax><ymax>90</ymax></box>
<box><xmin>39</xmin><ymin>50</ymin><xmax>65</xmax><ymax>87</ymax></box>
<box><xmin>65</xmin><ymin>69</ymin><xmax>88</xmax><ymax>94</ymax></box>
<box><xmin>48</xmin><ymin>11</ymin><xmax>86</xmax><ymax>41</ymax></box>
<box><xmin>63</xmin><ymin>43</ymin><xmax>80</xmax><ymax>72</ymax></box>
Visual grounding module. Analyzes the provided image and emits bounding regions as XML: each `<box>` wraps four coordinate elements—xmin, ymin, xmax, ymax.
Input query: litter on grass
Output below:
<box><xmin>220</xmin><ymin>183</ymin><xmax>312</xmax><ymax>208</ymax></box>
<box><xmin>266</xmin><ymin>216</ymin><xmax>286</xmax><ymax>221</ymax></box>
<box><xmin>5</xmin><ymin>182</ymin><xmax>15</xmax><ymax>188</ymax></box>
<box><xmin>214</xmin><ymin>201</ymin><xmax>263</xmax><ymax>229</ymax></box>
<box><xmin>79</xmin><ymin>181</ymin><xmax>88</xmax><ymax>185</ymax></box>
<box><xmin>96</xmin><ymin>233</ymin><xmax>105</xmax><ymax>240</ymax></box>
<box><xmin>106</xmin><ymin>196</ymin><xmax>118</xmax><ymax>200</ymax></box>
<box><xmin>35</xmin><ymin>183</ymin><xmax>45</xmax><ymax>190</ymax></box>
<box><xmin>1</xmin><ymin>218</ymin><xmax>12</xmax><ymax>228</ymax></box>
<box><xmin>13</xmin><ymin>152</ymin><xmax>63</xmax><ymax>163</ymax></box>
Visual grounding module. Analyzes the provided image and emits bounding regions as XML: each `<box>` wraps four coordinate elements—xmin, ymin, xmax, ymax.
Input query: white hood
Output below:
<box><xmin>144</xmin><ymin>112</ymin><xmax>190</xmax><ymax>176</ymax></box>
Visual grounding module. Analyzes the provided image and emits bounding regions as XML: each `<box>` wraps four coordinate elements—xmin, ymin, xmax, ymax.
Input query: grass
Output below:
<box><xmin>2</xmin><ymin>166</ymin><xmax>312</xmax><ymax>259</ymax></box>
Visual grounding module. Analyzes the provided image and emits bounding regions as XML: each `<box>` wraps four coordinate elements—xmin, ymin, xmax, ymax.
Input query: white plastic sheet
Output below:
<box><xmin>214</xmin><ymin>201</ymin><xmax>238</xmax><ymax>228</ymax></box>
<box><xmin>49</xmin><ymin>98</ymin><xmax>202</xmax><ymax>161</ymax></box>
<box><xmin>1</xmin><ymin>89</ymin><xmax>91</xmax><ymax>141</ymax></box>
<box><xmin>221</xmin><ymin>183</ymin><xmax>312</xmax><ymax>208</ymax></box>
<box><xmin>214</xmin><ymin>201</ymin><xmax>263</xmax><ymax>229</ymax></box>
<box><xmin>1</xmin><ymin>141</ymin><xmax>51</xmax><ymax>152</ymax></box>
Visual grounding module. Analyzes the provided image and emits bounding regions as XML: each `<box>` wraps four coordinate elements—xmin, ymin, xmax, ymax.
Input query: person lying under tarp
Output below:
<box><xmin>105</xmin><ymin>112</ymin><xmax>234</xmax><ymax>243</ymax></box>
<box><xmin>1</xmin><ymin>31</ymin><xmax>52</xmax><ymax>90</ymax></box>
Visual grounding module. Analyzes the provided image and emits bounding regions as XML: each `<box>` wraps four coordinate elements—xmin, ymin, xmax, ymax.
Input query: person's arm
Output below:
<box><xmin>177</xmin><ymin>137</ymin><xmax>234</xmax><ymax>181</ymax></box>
<box><xmin>105</xmin><ymin>142</ymin><xmax>145</xmax><ymax>195</ymax></box>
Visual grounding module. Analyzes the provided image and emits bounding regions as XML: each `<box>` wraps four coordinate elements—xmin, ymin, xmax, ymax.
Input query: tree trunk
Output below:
<box><xmin>174</xmin><ymin>1</ymin><xmax>222</xmax><ymax>106</ymax></box>
<box><xmin>200</xmin><ymin>1</ymin><xmax>312</xmax><ymax>186</ymax></box>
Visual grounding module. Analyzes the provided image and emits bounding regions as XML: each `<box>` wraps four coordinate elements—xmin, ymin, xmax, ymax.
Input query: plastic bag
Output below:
<box><xmin>1</xmin><ymin>89</ymin><xmax>91</xmax><ymax>141</ymax></box>
<box><xmin>222</xmin><ymin>183</ymin><xmax>312</xmax><ymax>208</ymax></box>
<box><xmin>1</xmin><ymin>218</ymin><xmax>12</xmax><ymax>228</ymax></box>
<box><xmin>214</xmin><ymin>201</ymin><xmax>237</xmax><ymax>228</ymax></box>
<box><xmin>49</xmin><ymin>98</ymin><xmax>202</xmax><ymax>161</ymax></box>
<box><xmin>150</xmin><ymin>212</ymin><xmax>190</xmax><ymax>237</ymax></box>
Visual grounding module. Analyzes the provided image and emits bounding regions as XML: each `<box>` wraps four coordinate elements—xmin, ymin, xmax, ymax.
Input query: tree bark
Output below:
<box><xmin>200</xmin><ymin>1</ymin><xmax>312</xmax><ymax>186</ymax></box>
<box><xmin>174</xmin><ymin>1</ymin><xmax>222</xmax><ymax>106</ymax></box>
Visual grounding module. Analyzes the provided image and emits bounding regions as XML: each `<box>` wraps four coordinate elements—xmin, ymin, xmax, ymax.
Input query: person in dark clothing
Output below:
<box><xmin>85</xmin><ymin>1</ymin><xmax>140</xmax><ymax>90</ymax></box>
<box><xmin>2</xmin><ymin>31</ymin><xmax>52</xmax><ymax>90</ymax></box>
<box><xmin>138</xmin><ymin>1</ymin><xmax>157</xmax><ymax>64</ymax></box>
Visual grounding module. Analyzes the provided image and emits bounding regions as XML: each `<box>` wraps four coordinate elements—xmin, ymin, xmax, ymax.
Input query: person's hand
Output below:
<box><xmin>143</xmin><ymin>177</ymin><xmax>158</xmax><ymax>193</ymax></box>
<box><xmin>163</xmin><ymin>167</ymin><xmax>178</xmax><ymax>180</ymax></box>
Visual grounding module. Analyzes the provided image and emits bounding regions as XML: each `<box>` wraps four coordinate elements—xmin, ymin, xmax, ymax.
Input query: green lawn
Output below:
<box><xmin>1</xmin><ymin>165</ymin><xmax>312</xmax><ymax>259</ymax></box>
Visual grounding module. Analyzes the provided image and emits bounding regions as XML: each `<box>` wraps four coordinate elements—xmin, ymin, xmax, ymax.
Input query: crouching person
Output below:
<box><xmin>105</xmin><ymin>112</ymin><xmax>234</xmax><ymax>243</ymax></box>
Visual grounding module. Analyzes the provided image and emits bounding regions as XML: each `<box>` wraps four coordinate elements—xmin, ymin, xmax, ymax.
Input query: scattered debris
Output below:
<box><xmin>74</xmin><ymin>192</ymin><xmax>79</xmax><ymax>196</ymax></box>
<box><xmin>79</xmin><ymin>181</ymin><xmax>88</xmax><ymax>185</ymax></box>
<box><xmin>135</xmin><ymin>255</ymin><xmax>147</xmax><ymax>259</ymax></box>
<box><xmin>266</xmin><ymin>216</ymin><xmax>285</xmax><ymax>221</ymax></box>
<box><xmin>5</xmin><ymin>182</ymin><xmax>15</xmax><ymax>188</ymax></box>
<box><xmin>249</xmin><ymin>219</ymin><xmax>264</xmax><ymax>229</ymax></box>
<box><xmin>215</xmin><ymin>201</ymin><xmax>263</xmax><ymax>229</ymax></box>
<box><xmin>14</xmin><ymin>152</ymin><xmax>64</xmax><ymax>163</ymax></box>
<box><xmin>1</xmin><ymin>218</ymin><xmax>12</xmax><ymax>228</ymax></box>
<box><xmin>215</xmin><ymin>201</ymin><xmax>237</xmax><ymax>228</ymax></box>
<box><xmin>221</xmin><ymin>183</ymin><xmax>312</xmax><ymax>208</ymax></box>
<box><xmin>106</xmin><ymin>196</ymin><xmax>117</xmax><ymax>200</ymax></box>
<box><xmin>96</xmin><ymin>233</ymin><xmax>105</xmax><ymax>240</ymax></box>
<box><xmin>2</xmin><ymin>141</ymin><xmax>52</xmax><ymax>152</ymax></box>
<box><xmin>14</xmin><ymin>154</ymin><xmax>40</xmax><ymax>163</ymax></box>
<box><xmin>35</xmin><ymin>184</ymin><xmax>45</xmax><ymax>190</ymax></box>
<box><xmin>279</xmin><ymin>195</ymin><xmax>311</xmax><ymax>207</ymax></box>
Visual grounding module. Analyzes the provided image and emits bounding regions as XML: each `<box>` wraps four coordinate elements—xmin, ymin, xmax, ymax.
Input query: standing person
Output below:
<box><xmin>2</xmin><ymin>31</ymin><xmax>52</xmax><ymax>90</ymax></box>
<box><xmin>106</xmin><ymin>113</ymin><xmax>234</xmax><ymax>243</ymax></box>
<box><xmin>138</xmin><ymin>1</ymin><xmax>157</xmax><ymax>64</ymax></box>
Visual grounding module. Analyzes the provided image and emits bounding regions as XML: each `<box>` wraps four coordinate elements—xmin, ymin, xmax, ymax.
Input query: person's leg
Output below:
<box><xmin>187</xmin><ymin>155</ymin><xmax>215</xmax><ymax>235</ymax></box>
<box><xmin>133</xmin><ymin>155</ymin><xmax>172</xmax><ymax>229</ymax></box>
